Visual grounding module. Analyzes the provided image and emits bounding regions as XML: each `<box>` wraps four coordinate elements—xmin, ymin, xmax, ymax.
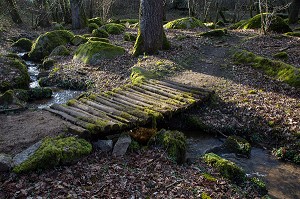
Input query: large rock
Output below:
<box><xmin>73</xmin><ymin>41</ymin><xmax>125</xmax><ymax>65</ymax></box>
<box><xmin>101</xmin><ymin>23</ymin><xmax>125</xmax><ymax>35</ymax></box>
<box><xmin>93</xmin><ymin>140</ymin><xmax>113</xmax><ymax>152</ymax></box>
<box><xmin>12</xmin><ymin>38</ymin><xmax>32</xmax><ymax>52</ymax></box>
<box><xmin>0</xmin><ymin>154</ymin><xmax>13</xmax><ymax>172</ymax></box>
<box><xmin>164</xmin><ymin>17</ymin><xmax>203</xmax><ymax>29</ymax></box>
<box><xmin>112</xmin><ymin>135</ymin><xmax>131</xmax><ymax>157</ymax></box>
<box><xmin>49</xmin><ymin>45</ymin><xmax>70</xmax><ymax>57</ymax></box>
<box><xmin>13</xmin><ymin>141</ymin><xmax>42</xmax><ymax>167</ymax></box>
<box><xmin>28</xmin><ymin>30</ymin><xmax>74</xmax><ymax>61</ymax></box>
<box><xmin>0</xmin><ymin>55</ymin><xmax>30</xmax><ymax>92</ymax></box>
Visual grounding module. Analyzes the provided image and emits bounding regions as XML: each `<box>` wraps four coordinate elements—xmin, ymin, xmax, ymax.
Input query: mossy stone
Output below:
<box><xmin>102</xmin><ymin>23</ymin><xmax>125</xmax><ymax>34</ymax></box>
<box><xmin>241</xmin><ymin>13</ymin><xmax>292</xmax><ymax>33</ymax></box>
<box><xmin>284</xmin><ymin>32</ymin><xmax>300</xmax><ymax>37</ymax></box>
<box><xmin>204</xmin><ymin>22</ymin><xmax>216</xmax><ymax>29</ymax></box>
<box><xmin>149</xmin><ymin>129</ymin><xmax>186</xmax><ymax>164</ymax></box>
<box><xmin>87</xmin><ymin>37</ymin><xmax>110</xmax><ymax>43</ymax></box>
<box><xmin>13</xmin><ymin>136</ymin><xmax>92</xmax><ymax>173</ymax></box>
<box><xmin>73</xmin><ymin>41</ymin><xmax>125</xmax><ymax>65</ymax></box>
<box><xmin>251</xmin><ymin>177</ymin><xmax>267</xmax><ymax>195</ymax></box>
<box><xmin>52</xmin><ymin>23</ymin><xmax>65</xmax><ymax>30</ymax></box>
<box><xmin>203</xmin><ymin>153</ymin><xmax>245</xmax><ymax>183</ymax></box>
<box><xmin>273</xmin><ymin>52</ymin><xmax>288</xmax><ymax>60</ymax></box>
<box><xmin>71</xmin><ymin>35</ymin><xmax>88</xmax><ymax>46</ymax></box>
<box><xmin>0</xmin><ymin>90</ymin><xmax>14</xmax><ymax>105</ymax></box>
<box><xmin>49</xmin><ymin>45</ymin><xmax>70</xmax><ymax>57</ymax></box>
<box><xmin>29</xmin><ymin>30</ymin><xmax>74</xmax><ymax>61</ymax></box>
<box><xmin>28</xmin><ymin>87</ymin><xmax>52</xmax><ymax>100</ymax></box>
<box><xmin>199</xmin><ymin>29</ymin><xmax>227</xmax><ymax>37</ymax></box>
<box><xmin>233</xmin><ymin>50</ymin><xmax>300</xmax><ymax>87</ymax></box>
<box><xmin>124</xmin><ymin>32</ymin><xmax>137</xmax><ymax>41</ymax></box>
<box><xmin>42</xmin><ymin>58</ymin><xmax>55</xmax><ymax>69</ymax></box>
<box><xmin>229</xmin><ymin>19</ymin><xmax>248</xmax><ymax>29</ymax></box>
<box><xmin>88</xmin><ymin>17</ymin><xmax>103</xmax><ymax>26</ymax></box>
<box><xmin>88</xmin><ymin>23</ymin><xmax>99</xmax><ymax>32</ymax></box>
<box><xmin>164</xmin><ymin>17</ymin><xmax>204</xmax><ymax>29</ymax></box>
<box><xmin>12</xmin><ymin>38</ymin><xmax>32</xmax><ymax>52</ymax></box>
<box><xmin>92</xmin><ymin>28</ymin><xmax>109</xmax><ymax>38</ymax></box>
<box><xmin>224</xmin><ymin>136</ymin><xmax>251</xmax><ymax>157</ymax></box>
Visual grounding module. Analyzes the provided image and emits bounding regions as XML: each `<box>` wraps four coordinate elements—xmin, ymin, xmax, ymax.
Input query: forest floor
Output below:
<box><xmin>0</xmin><ymin>18</ymin><xmax>300</xmax><ymax>198</ymax></box>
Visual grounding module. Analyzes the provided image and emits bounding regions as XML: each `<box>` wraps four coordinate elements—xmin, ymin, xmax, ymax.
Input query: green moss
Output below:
<box><xmin>162</xmin><ymin>30</ymin><xmax>170</xmax><ymax>50</ymax></box>
<box><xmin>71</xmin><ymin>35</ymin><xmax>88</xmax><ymax>46</ymax></box>
<box><xmin>66</xmin><ymin>99</ymin><xmax>77</xmax><ymax>106</ymax></box>
<box><xmin>224</xmin><ymin>136</ymin><xmax>251</xmax><ymax>157</ymax></box>
<box><xmin>13</xmin><ymin>136</ymin><xmax>92</xmax><ymax>173</ymax></box>
<box><xmin>28</xmin><ymin>87</ymin><xmax>52</xmax><ymax>100</ymax></box>
<box><xmin>52</xmin><ymin>22</ymin><xmax>65</xmax><ymax>30</ymax></box>
<box><xmin>88</xmin><ymin>17</ymin><xmax>103</xmax><ymax>26</ymax></box>
<box><xmin>49</xmin><ymin>45</ymin><xmax>70</xmax><ymax>57</ymax></box>
<box><xmin>124</xmin><ymin>32</ymin><xmax>137</xmax><ymax>41</ymax></box>
<box><xmin>203</xmin><ymin>153</ymin><xmax>245</xmax><ymax>183</ymax></box>
<box><xmin>149</xmin><ymin>129</ymin><xmax>186</xmax><ymax>164</ymax></box>
<box><xmin>164</xmin><ymin>17</ymin><xmax>204</xmax><ymax>29</ymax></box>
<box><xmin>92</xmin><ymin>28</ymin><xmax>109</xmax><ymax>38</ymax></box>
<box><xmin>88</xmin><ymin>23</ymin><xmax>99</xmax><ymax>32</ymax></box>
<box><xmin>229</xmin><ymin>20</ymin><xmax>248</xmax><ymax>29</ymax></box>
<box><xmin>204</xmin><ymin>22</ymin><xmax>216</xmax><ymax>29</ymax></box>
<box><xmin>201</xmin><ymin>192</ymin><xmax>212</xmax><ymax>199</ymax></box>
<box><xmin>102</xmin><ymin>23</ymin><xmax>125</xmax><ymax>34</ymax></box>
<box><xmin>216</xmin><ymin>20</ymin><xmax>225</xmax><ymax>27</ymax></box>
<box><xmin>248</xmin><ymin>89</ymin><xmax>257</xmax><ymax>94</ymax></box>
<box><xmin>128</xmin><ymin>140</ymin><xmax>140</xmax><ymax>152</ymax></box>
<box><xmin>120</xmin><ymin>19</ymin><xmax>139</xmax><ymax>24</ymax></box>
<box><xmin>251</xmin><ymin>177</ymin><xmax>267</xmax><ymax>194</ymax></box>
<box><xmin>284</xmin><ymin>32</ymin><xmax>300</xmax><ymax>37</ymax></box>
<box><xmin>12</xmin><ymin>38</ymin><xmax>32</xmax><ymax>52</ymax></box>
<box><xmin>29</xmin><ymin>30</ymin><xmax>74</xmax><ymax>61</ymax></box>
<box><xmin>0</xmin><ymin>90</ymin><xmax>14</xmax><ymax>105</ymax></box>
<box><xmin>132</xmin><ymin>29</ymin><xmax>143</xmax><ymax>57</ymax></box>
<box><xmin>73</xmin><ymin>41</ymin><xmax>125</xmax><ymax>65</ymax></box>
<box><xmin>88</xmin><ymin>37</ymin><xmax>110</xmax><ymax>43</ymax></box>
<box><xmin>241</xmin><ymin>13</ymin><xmax>292</xmax><ymax>33</ymax></box>
<box><xmin>233</xmin><ymin>50</ymin><xmax>300</xmax><ymax>87</ymax></box>
<box><xmin>42</xmin><ymin>58</ymin><xmax>55</xmax><ymax>69</ymax></box>
<box><xmin>273</xmin><ymin>52</ymin><xmax>288</xmax><ymax>60</ymax></box>
<box><xmin>202</xmin><ymin>173</ymin><xmax>217</xmax><ymax>182</ymax></box>
<box><xmin>130</xmin><ymin>66</ymin><xmax>157</xmax><ymax>85</ymax></box>
<box><xmin>198</xmin><ymin>29</ymin><xmax>227</xmax><ymax>37</ymax></box>
<box><xmin>273</xmin><ymin>147</ymin><xmax>300</xmax><ymax>164</ymax></box>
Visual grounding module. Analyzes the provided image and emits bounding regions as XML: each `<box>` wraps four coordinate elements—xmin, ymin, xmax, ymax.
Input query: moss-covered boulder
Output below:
<box><xmin>240</xmin><ymin>14</ymin><xmax>292</xmax><ymax>33</ymax></box>
<box><xmin>124</xmin><ymin>32</ymin><xmax>137</xmax><ymax>41</ymax></box>
<box><xmin>149</xmin><ymin>129</ymin><xmax>186</xmax><ymax>164</ymax></box>
<box><xmin>203</xmin><ymin>153</ymin><xmax>245</xmax><ymax>183</ymax></box>
<box><xmin>13</xmin><ymin>136</ymin><xmax>92</xmax><ymax>173</ymax></box>
<box><xmin>0</xmin><ymin>55</ymin><xmax>30</xmax><ymax>92</ymax></box>
<box><xmin>199</xmin><ymin>28</ymin><xmax>227</xmax><ymax>37</ymax></box>
<box><xmin>273</xmin><ymin>52</ymin><xmax>288</xmax><ymax>60</ymax></box>
<box><xmin>92</xmin><ymin>28</ymin><xmax>109</xmax><ymax>38</ymax></box>
<box><xmin>88</xmin><ymin>17</ymin><xmax>103</xmax><ymax>26</ymax></box>
<box><xmin>71</xmin><ymin>35</ymin><xmax>88</xmax><ymax>46</ymax></box>
<box><xmin>233</xmin><ymin>50</ymin><xmax>300</xmax><ymax>87</ymax></box>
<box><xmin>28</xmin><ymin>30</ymin><xmax>74</xmax><ymax>61</ymax></box>
<box><xmin>12</xmin><ymin>38</ymin><xmax>32</xmax><ymax>52</ymax></box>
<box><xmin>224</xmin><ymin>136</ymin><xmax>251</xmax><ymax>157</ymax></box>
<box><xmin>42</xmin><ymin>58</ymin><xmax>56</xmax><ymax>69</ymax></box>
<box><xmin>74</xmin><ymin>41</ymin><xmax>125</xmax><ymax>65</ymax></box>
<box><xmin>87</xmin><ymin>37</ymin><xmax>110</xmax><ymax>43</ymax></box>
<box><xmin>52</xmin><ymin>22</ymin><xmax>65</xmax><ymax>30</ymax></box>
<box><xmin>88</xmin><ymin>23</ymin><xmax>99</xmax><ymax>32</ymax></box>
<box><xmin>164</xmin><ymin>17</ymin><xmax>203</xmax><ymax>29</ymax></box>
<box><xmin>102</xmin><ymin>23</ymin><xmax>125</xmax><ymax>34</ymax></box>
<box><xmin>0</xmin><ymin>90</ymin><xmax>14</xmax><ymax>106</ymax></box>
<box><xmin>28</xmin><ymin>87</ymin><xmax>52</xmax><ymax>100</ymax></box>
<box><xmin>229</xmin><ymin>19</ymin><xmax>248</xmax><ymax>29</ymax></box>
<box><xmin>49</xmin><ymin>45</ymin><xmax>70</xmax><ymax>57</ymax></box>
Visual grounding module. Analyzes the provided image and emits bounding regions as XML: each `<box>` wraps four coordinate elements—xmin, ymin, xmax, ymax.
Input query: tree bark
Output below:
<box><xmin>133</xmin><ymin>0</ymin><xmax>169</xmax><ymax>56</ymax></box>
<box><xmin>5</xmin><ymin>0</ymin><xmax>23</xmax><ymax>24</ymax></box>
<box><xmin>70</xmin><ymin>0</ymin><xmax>87</xmax><ymax>29</ymax></box>
<box><xmin>289</xmin><ymin>0</ymin><xmax>300</xmax><ymax>24</ymax></box>
<box><xmin>35</xmin><ymin>0</ymin><xmax>50</xmax><ymax>27</ymax></box>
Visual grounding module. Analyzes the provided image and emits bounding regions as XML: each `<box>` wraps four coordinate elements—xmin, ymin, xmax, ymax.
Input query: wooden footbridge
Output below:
<box><xmin>44</xmin><ymin>78</ymin><xmax>212</xmax><ymax>137</ymax></box>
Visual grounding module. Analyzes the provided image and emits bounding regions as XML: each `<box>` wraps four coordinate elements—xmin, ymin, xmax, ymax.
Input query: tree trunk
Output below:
<box><xmin>5</xmin><ymin>0</ymin><xmax>23</xmax><ymax>24</ymax></box>
<box><xmin>36</xmin><ymin>0</ymin><xmax>50</xmax><ymax>27</ymax></box>
<box><xmin>61</xmin><ymin>0</ymin><xmax>72</xmax><ymax>24</ymax></box>
<box><xmin>133</xmin><ymin>0</ymin><xmax>170</xmax><ymax>56</ymax></box>
<box><xmin>70</xmin><ymin>0</ymin><xmax>87</xmax><ymax>29</ymax></box>
<box><xmin>289</xmin><ymin>0</ymin><xmax>300</xmax><ymax>24</ymax></box>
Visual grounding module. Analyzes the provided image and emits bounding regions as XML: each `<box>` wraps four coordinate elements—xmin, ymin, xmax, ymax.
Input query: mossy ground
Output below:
<box><xmin>13</xmin><ymin>136</ymin><xmax>92</xmax><ymax>173</ymax></box>
<box><xmin>233</xmin><ymin>50</ymin><xmax>300</xmax><ymax>87</ymax></box>
<box><xmin>164</xmin><ymin>17</ymin><xmax>204</xmax><ymax>29</ymax></box>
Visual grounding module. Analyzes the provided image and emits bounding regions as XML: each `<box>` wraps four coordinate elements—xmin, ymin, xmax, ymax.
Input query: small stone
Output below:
<box><xmin>13</xmin><ymin>141</ymin><xmax>42</xmax><ymax>166</ymax></box>
<box><xmin>93</xmin><ymin>140</ymin><xmax>113</xmax><ymax>152</ymax></box>
<box><xmin>112</xmin><ymin>135</ymin><xmax>131</xmax><ymax>157</ymax></box>
<box><xmin>0</xmin><ymin>153</ymin><xmax>13</xmax><ymax>172</ymax></box>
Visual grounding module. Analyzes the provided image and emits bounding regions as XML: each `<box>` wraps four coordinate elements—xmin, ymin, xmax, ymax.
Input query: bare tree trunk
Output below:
<box><xmin>133</xmin><ymin>0</ymin><xmax>169</xmax><ymax>56</ymax></box>
<box><xmin>5</xmin><ymin>0</ymin><xmax>23</xmax><ymax>24</ymax></box>
<box><xmin>289</xmin><ymin>0</ymin><xmax>300</xmax><ymax>24</ymax></box>
<box><xmin>61</xmin><ymin>0</ymin><xmax>72</xmax><ymax>23</ymax></box>
<box><xmin>36</xmin><ymin>0</ymin><xmax>50</xmax><ymax>27</ymax></box>
<box><xmin>70</xmin><ymin>0</ymin><xmax>87</xmax><ymax>29</ymax></box>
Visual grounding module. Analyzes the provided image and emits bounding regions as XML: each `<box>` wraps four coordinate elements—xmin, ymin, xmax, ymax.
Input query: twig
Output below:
<box><xmin>166</xmin><ymin>179</ymin><xmax>184</xmax><ymax>189</ymax></box>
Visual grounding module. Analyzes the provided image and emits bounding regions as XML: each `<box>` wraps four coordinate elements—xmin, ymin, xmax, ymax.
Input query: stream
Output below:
<box><xmin>186</xmin><ymin>132</ymin><xmax>300</xmax><ymax>199</ymax></box>
<box><xmin>18</xmin><ymin>53</ymin><xmax>83</xmax><ymax>108</ymax></box>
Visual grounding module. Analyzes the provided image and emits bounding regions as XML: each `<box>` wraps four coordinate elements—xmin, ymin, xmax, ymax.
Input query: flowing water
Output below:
<box><xmin>186</xmin><ymin>132</ymin><xmax>300</xmax><ymax>199</ymax></box>
<box><xmin>18</xmin><ymin>53</ymin><xmax>83</xmax><ymax>108</ymax></box>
